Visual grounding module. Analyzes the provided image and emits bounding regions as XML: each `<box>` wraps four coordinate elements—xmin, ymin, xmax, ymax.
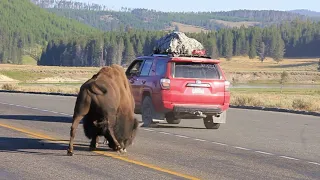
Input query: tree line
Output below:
<box><xmin>38</xmin><ymin>19</ymin><xmax>320</xmax><ymax>67</ymax></box>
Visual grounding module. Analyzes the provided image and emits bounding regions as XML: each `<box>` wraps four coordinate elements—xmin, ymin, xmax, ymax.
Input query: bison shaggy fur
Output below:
<box><xmin>67</xmin><ymin>64</ymin><xmax>138</xmax><ymax>156</ymax></box>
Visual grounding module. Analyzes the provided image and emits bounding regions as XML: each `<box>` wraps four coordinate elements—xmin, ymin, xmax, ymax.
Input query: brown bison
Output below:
<box><xmin>67</xmin><ymin>64</ymin><xmax>139</xmax><ymax>156</ymax></box>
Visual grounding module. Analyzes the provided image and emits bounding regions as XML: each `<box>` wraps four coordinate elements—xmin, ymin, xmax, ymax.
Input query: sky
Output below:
<box><xmin>75</xmin><ymin>0</ymin><xmax>320</xmax><ymax>12</ymax></box>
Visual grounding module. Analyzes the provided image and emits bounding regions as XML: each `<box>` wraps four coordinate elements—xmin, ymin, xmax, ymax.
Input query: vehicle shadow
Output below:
<box><xmin>0</xmin><ymin>137</ymin><xmax>113</xmax><ymax>157</ymax></box>
<box><xmin>142</xmin><ymin>124</ymin><xmax>206</xmax><ymax>130</ymax></box>
<box><xmin>0</xmin><ymin>115</ymin><xmax>74</xmax><ymax>124</ymax></box>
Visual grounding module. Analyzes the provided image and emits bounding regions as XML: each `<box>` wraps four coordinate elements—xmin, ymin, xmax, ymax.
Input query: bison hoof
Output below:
<box><xmin>67</xmin><ymin>150</ymin><xmax>74</xmax><ymax>156</ymax></box>
<box><xmin>89</xmin><ymin>142</ymin><xmax>99</xmax><ymax>151</ymax></box>
<box><xmin>119</xmin><ymin>148</ymin><xmax>127</xmax><ymax>154</ymax></box>
<box><xmin>103</xmin><ymin>139</ymin><xmax>108</xmax><ymax>145</ymax></box>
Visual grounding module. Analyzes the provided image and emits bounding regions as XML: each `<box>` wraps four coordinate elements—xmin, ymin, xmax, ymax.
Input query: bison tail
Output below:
<box><xmin>83</xmin><ymin>116</ymin><xmax>95</xmax><ymax>139</ymax></box>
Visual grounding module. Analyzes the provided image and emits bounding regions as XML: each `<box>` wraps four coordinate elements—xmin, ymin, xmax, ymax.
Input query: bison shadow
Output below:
<box><xmin>0</xmin><ymin>136</ymin><xmax>112</xmax><ymax>156</ymax></box>
<box><xmin>0</xmin><ymin>115</ymin><xmax>74</xmax><ymax>124</ymax></box>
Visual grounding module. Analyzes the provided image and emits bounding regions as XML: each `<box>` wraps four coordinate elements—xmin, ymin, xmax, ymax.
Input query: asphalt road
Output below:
<box><xmin>0</xmin><ymin>92</ymin><xmax>319</xmax><ymax>180</ymax></box>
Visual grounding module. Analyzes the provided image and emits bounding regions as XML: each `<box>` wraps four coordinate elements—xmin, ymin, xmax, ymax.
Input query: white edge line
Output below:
<box><xmin>308</xmin><ymin>162</ymin><xmax>320</xmax><ymax>166</ymax></box>
<box><xmin>255</xmin><ymin>151</ymin><xmax>274</xmax><ymax>155</ymax></box>
<box><xmin>175</xmin><ymin>135</ymin><xmax>189</xmax><ymax>139</ymax></box>
<box><xmin>194</xmin><ymin>138</ymin><xmax>206</xmax><ymax>142</ymax></box>
<box><xmin>143</xmin><ymin>129</ymin><xmax>154</xmax><ymax>132</ymax></box>
<box><xmin>233</xmin><ymin>146</ymin><xmax>251</xmax><ymax>151</ymax></box>
<box><xmin>279</xmin><ymin>156</ymin><xmax>300</xmax><ymax>161</ymax></box>
<box><xmin>159</xmin><ymin>132</ymin><xmax>171</xmax><ymax>135</ymax></box>
<box><xmin>211</xmin><ymin>142</ymin><xmax>228</xmax><ymax>146</ymax></box>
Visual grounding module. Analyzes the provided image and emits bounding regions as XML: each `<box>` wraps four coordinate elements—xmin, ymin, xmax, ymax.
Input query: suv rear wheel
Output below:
<box><xmin>203</xmin><ymin>116</ymin><xmax>220</xmax><ymax>129</ymax></box>
<box><xmin>141</xmin><ymin>96</ymin><xmax>155</xmax><ymax>127</ymax></box>
<box><xmin>165</xmin><ymin>112</ymin><xmax>181</xmax><ymax>124</ymax></box>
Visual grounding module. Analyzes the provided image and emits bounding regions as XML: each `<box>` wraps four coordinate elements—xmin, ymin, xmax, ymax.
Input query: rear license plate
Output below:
<box><xmin>192</xmin><ymin>87</ymin><xmax>204</xmax><ymax>94</ymax></box>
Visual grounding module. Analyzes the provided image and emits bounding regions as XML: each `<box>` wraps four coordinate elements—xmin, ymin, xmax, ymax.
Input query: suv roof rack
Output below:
<box><xmin>150</xmin><ymin>54</ymin><xmax>172</xmax><ymax>57</ymax></box>
<box><xmin>150</xmin><ymin>53</ymin><xmax>212</xmax><ymax>59</ymax></box>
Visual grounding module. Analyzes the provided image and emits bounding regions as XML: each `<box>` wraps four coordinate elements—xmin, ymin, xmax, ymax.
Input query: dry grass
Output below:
<box><xmin>1</xmin><ymin>83</ymin><xmax>18</xmax><ymax>91</ymax></box>
<box><xmin>219</xmin><ymin>56</ymin><xmax>319</xmax><ymax>72</ymax></box>
<box><xmin>231</xmin><ymin>89</ymin><xmax>320</xmax><ymax>112</ymax></box>
<box><xmin>0</xmin><ymin>64</ymin><xmax>100</xmax><ymax>82</ymax></box>
<box><xmin>218</xmin><ymin>56</ymin><xmax>320</xmax><ymax>84</ymax></box>
<box><xmin>164</xmin><ymin>22</ymin><xmax>209</xmax><ymax>33</ymax></box>
<box><xmin>0</xmin><ymin>83</ymin><xmax>79</xmax><ymax>94</ymax></box>
<box><xmin>211</xmin><ymin>19</ymin><xmax>260</xmax><ymax>28</ymax></box>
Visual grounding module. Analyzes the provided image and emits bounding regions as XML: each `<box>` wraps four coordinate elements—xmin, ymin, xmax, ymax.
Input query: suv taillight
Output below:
<box><xmin>225</xmin><ymin>80</ymin><xmax>230</xmax><ymax>91</ymax></box>
<box><xmin>160</xmin><ymin>78</ymin><xmax>170</xmax><ymax>89</ymax></box>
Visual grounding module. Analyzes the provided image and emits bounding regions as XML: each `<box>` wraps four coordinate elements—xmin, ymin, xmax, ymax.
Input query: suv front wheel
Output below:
<box><xmin>203</xmin><ymin>116</ymin><xmax>220</xmax><ymax>129</ymax></box>
<box><xmin>141</xmin><ymin>96</ymin><xmax>155</xmax><ymax>127</ymax></box>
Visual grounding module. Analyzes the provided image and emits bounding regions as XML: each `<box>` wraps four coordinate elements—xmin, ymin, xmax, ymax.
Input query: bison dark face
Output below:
<box><xmin>108</xmin><ymin>116</ymin><xmax>139</xmax><ymax>153</ymax></box>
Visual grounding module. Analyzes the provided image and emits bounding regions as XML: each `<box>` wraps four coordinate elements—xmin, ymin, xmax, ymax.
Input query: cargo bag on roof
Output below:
<box><xmin>154</xmin><ymin>31</ymin><xmax>205</xmax><ymax>56</ymax></box>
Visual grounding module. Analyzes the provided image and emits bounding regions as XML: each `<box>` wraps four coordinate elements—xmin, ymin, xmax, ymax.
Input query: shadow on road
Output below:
<box><xmin>0</xmin><ymin>115</ymin><xmax>73</xmax><ymax>123</ymax></box>
<box><xmin>145</xmin><ymin>124</ymin><xmax>206</xmax><ymax>130</ymax></box>
<box><xmin>0</xmin><ymin>137</ymin><xmax>112</xmax><ymax>156</ymax></box>
<box><xmin>0</xmin><ymin>115</ymin><xmax>207</xmax><ymax>129</ymax></box>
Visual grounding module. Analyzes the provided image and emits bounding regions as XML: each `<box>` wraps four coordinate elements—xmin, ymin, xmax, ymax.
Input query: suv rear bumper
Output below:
<box><xmin>161</xmin><ymin>102</ymin><xmax>229</xmax><ymax>114</ymax></box>
<box><xmin>173</xmin><ymin>105</ymin><xmax>222</xmax><ymax>114</ymax></box>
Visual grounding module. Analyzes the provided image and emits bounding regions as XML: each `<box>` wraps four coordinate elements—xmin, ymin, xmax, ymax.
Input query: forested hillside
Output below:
<box><xmin>31</xmin><ymin>0</ymin><xmax>311</xmax><ymax>31</ymax></box>
<box><xmin>38</xmin><ymin>20</ymin><xmax>320</xmax><ymax>67</ymax></box>
<box><xmin>290</xmin><ymin>9</ymin><xmax>320</xmax><ymax>18</ymax></box>
<box><xmin>0</xmin><ymin>0</ymin><xmax>99</xmax><ymax>64</ymax></box>
<box><xmin>2</xmin><ymin>0</ymin><xmax>319</xmax><ymax>67</ymax></box>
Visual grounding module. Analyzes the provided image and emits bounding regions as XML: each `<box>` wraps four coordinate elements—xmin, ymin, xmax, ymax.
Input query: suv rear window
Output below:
<box><xmin>172</xmin><ymin>62</ymin><xmax>220</xmax><ymax>79</ymax></box>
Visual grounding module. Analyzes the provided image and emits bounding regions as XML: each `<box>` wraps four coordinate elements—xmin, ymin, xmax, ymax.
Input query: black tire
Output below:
<box><xmin>165</xmin><ymin>112</ymin><xmax>181</xmax><ymax>124</ymax></box>
<box><xmin>141</xmin><ymin>96</ymin><xmax>155</xmax><ymax>127</ymax></box>
<box><xmin>203</xmin><ymin>116</ymin><xmax>220</xmax><ymax>129</ymax></box>
<box><xmin>166</xmin><ymin>118</ymin><xmax>181</xmax><ymax>124</ymax></box>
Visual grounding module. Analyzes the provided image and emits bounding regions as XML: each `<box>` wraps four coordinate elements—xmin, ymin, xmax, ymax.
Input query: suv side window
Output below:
<box><xmin>126</xmin><ymin>60</ymin><xmax>143</xmax><ymax>77</ymax></box>
<box><xmin>155</xmin><ymin>60</ymin><xmax>167</xmax><ymax>76</ymax></box>
<box><xmin>140</xmin><ymin>59</ymin><xmax>153</xmax><ymax>76</ymax></box>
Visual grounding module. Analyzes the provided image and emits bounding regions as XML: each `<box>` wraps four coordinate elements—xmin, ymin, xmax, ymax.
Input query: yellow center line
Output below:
<box><xmin>0</xmin><ymin>122</ymin><xmax>200</xmax><ymax>180</ymax></box>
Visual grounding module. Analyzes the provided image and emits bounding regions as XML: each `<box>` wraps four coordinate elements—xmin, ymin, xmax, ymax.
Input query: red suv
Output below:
<box><xmin>125</xmin><ymin>53</ymin><xmax>230</xmax><ymax>129</ymax></box>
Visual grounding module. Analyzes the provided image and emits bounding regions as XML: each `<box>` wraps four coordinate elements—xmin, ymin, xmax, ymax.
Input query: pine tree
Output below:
<box><xmin>135</xmin><ymin>39</ymin><xmax>143</xmax><ymax>56</ymax></box>
<box><xmin>116</xmin><ymin>37</ymin><xmax>125</xmax><ymax>65</ymax></box>
<box><xmin>222</xmin><ymin>30</ymin><xmax>233</xmax><ymax>60</ymax></box>
<box><xmin>208</xmin><ymin>37</ymin><xmax>219</xmax><ymax>59</ymax></box>
<box><xmin>270</xmin><ymin>31</ymin><xmax>285</xmax><ymax>62</ymax></box>
<box><xmin>123</xmin><ymin>39</ymin><xmax>136</xmax><ymax>65</ymax></box>
<box><xmin>258</xmin><ymin>41</ymin><xmax>266</xmax><ymax>62</ymax></box>
<box><xmin>248</xmin><ymin>29</ymin><xmax>258</xmax><ymax>59</ymax></box>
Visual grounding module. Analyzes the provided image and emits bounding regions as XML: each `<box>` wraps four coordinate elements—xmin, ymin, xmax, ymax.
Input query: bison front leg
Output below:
<box><xmin>107</xmin><ymin>114</ymin><xmax>122</xmax><ymax>152</ymax></box>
